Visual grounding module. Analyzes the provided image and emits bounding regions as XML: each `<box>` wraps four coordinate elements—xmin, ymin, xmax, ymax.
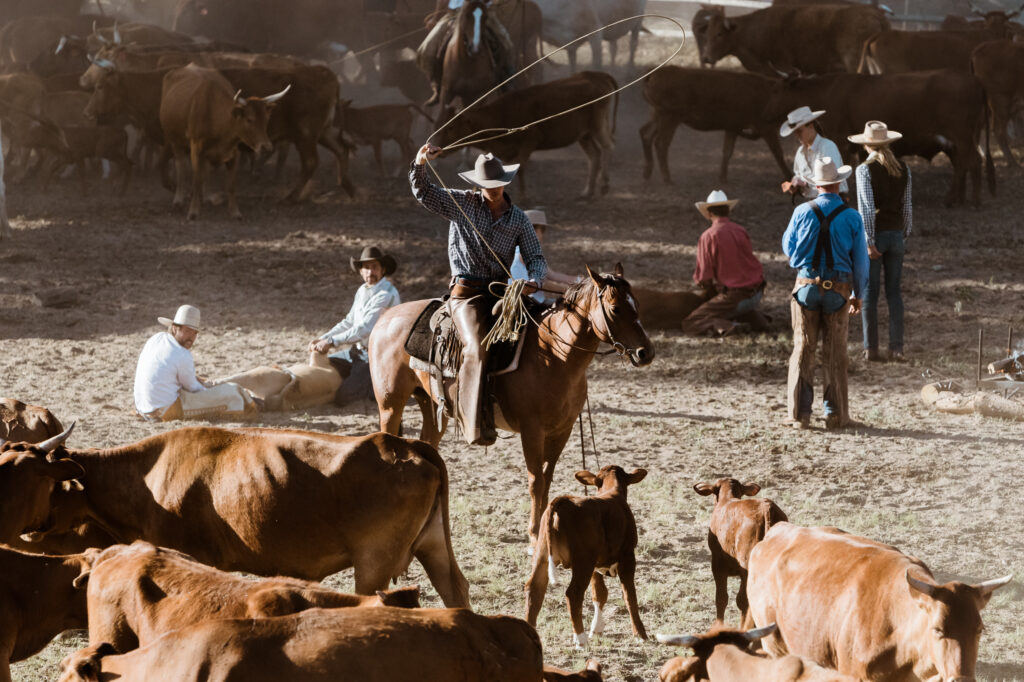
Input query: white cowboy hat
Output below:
<box><xmin>848</xmin><ymin>120</ymin><xmax>903</xmax><ymax>146</ymax></box>
<box><xmin>779</xmin><ymin>105</ymin><xmax>826</xmax><ymax>138</ymax></box>
<box><xmin>524</xmin><ymin>209</ymin><xmax>548</xmax><ymax>227</ymax></box>
<box><xmin>458</xmin><ymin>153</ymin><xmax>519</xmax><ymax>188</ymax></box>
<box><xmin>694</xmin><ymin>189</ymin><xmax>739</xmax><ymax>220</ymax></box>
<box><xmin>158</xmin><ymin>304</ymin><xmax>201</xmax><ymax>330</ymax></box>
<box><xmin>801</xmin><ymin>156</ymin><xmax>852</xmax><ymax>186</ymax></box>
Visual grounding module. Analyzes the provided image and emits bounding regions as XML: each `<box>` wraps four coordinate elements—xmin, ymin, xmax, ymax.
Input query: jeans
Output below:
<box><xmin>861</xmin><ymin>231</ymin><xmax>905</xmax><ymax>352</ymax></box>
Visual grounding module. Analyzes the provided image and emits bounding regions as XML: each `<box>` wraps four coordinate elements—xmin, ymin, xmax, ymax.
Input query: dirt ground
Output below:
<box><xmin>2</xmin><ymin>36</ymin><xmax>1023</xmax><ymax>682</ymax></box>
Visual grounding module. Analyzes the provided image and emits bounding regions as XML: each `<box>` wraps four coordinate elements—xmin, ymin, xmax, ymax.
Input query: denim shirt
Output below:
<box><xmin>782</xmin><ymin>193</ymin><xmax>869</xmax><ymax>299</ymax></box>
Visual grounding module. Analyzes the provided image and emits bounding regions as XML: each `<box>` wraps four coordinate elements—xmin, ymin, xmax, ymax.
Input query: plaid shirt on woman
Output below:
<box><xmin>410</xmin><ymin>163</ymin><xmax>547</xmax><ymax>283</ymax></box>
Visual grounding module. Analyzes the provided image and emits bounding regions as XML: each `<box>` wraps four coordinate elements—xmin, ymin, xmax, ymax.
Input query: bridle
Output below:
<box><xmin>556</xmin><ymin>279</ymin><xmax>644</xmax><ymax>361</ymax></box>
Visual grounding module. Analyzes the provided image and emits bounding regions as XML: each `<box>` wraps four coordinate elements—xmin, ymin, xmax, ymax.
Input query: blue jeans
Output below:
<box><xmin>861</xmin><ymin>231</ymin><xmax>905</xmax><ymax>352</ymax></box>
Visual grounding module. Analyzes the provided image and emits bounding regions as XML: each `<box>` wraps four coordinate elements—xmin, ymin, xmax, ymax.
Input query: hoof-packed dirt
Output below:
<box><xmin>2</xmin><ymin>40</ymin><xmax>1022</xmax><ymax>681</ymax></box>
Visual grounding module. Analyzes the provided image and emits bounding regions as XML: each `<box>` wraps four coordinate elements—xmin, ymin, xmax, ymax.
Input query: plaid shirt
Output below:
<box><xmin>410</xmin><ymin>163</ymin><xmax>547</xmax><ymax>283</ymax></box>
<box><xmin>854</xmin><ymin>162</ymin><xmax>912</xmax><ymax>246</ymax></box>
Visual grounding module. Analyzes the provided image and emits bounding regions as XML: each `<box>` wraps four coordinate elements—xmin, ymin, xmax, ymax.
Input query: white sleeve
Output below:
<box><xmin>177</xmin><ymin>351</ymin><xmax>205</xmax><ymax>393</ymax></box>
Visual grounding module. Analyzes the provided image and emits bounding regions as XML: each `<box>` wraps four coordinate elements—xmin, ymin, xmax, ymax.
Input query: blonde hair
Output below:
<box><xmin>865</xmin><ymin>144</ymin><xmax>903</xmax><ymax>178</ymax></box>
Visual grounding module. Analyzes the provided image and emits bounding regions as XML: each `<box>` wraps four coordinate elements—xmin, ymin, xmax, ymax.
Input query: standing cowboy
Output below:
<box><xmin>782</xmin><ymin>157</ymin><xmax>868</xmax><ymax>430</ymax></box>
<box><xmin>411</xmin><ymin>143</ymin><xmax>547</xmax><ymax>445</ymax></box>
<box><xmin>779</xmin><ymin>106</ymin><xmax>848</xmax><ymax>200</ymax></box>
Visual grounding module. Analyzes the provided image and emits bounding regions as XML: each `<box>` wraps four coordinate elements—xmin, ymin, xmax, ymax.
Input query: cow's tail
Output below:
<box><xmin>408</xmin><ymin>103</ymin><xmax>435</xmax><ymax>125</ymax></box>
<box><xmin>408</xmin><ymin>438</ymin><xmax>470</xmax><ymax>608</ymax></box>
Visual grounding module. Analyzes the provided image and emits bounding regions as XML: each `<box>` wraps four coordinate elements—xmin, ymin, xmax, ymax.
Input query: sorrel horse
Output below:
<box><xmin>438</xmin><ymin>0</ymin><xmax>501</xmax><ymax>119</ymax></box>
<box><xmin>369</xmin><ymin>264</ymin><xmax>655</xmax><ymax>544</ymax></box>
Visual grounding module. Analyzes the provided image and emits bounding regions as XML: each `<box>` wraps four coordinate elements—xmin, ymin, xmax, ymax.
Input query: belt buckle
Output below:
<box><xmin>821</xmin><ymin>280</ymin><xmax>834</xmax><ymax>290</ymax></box>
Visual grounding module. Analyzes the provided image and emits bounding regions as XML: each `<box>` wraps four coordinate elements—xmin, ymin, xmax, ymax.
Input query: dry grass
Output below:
<box><xmin>4</xmin><ymin>30</ymin><xmax>1024</xmax><ymax>682</ymax></box>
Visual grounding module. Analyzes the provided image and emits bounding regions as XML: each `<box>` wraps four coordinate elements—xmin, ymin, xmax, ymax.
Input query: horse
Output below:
<box><xmin>368</xmin><ymin>264</ymin><xmax>655</xmax><ymax>545</ymax></box>
<box><xmin>438</xmin><ymin>0</ymin><xmax>502</xmax><ymax>120</ymax></box>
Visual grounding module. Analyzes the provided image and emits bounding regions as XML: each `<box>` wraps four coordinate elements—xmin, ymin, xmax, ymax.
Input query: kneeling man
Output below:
<box><xmin>682</xmin><ymin>190</ymin><xmax>769</xmax><ymax>336</ymax></box>
<box><xmin>134</xmin><ymin>305</ymin><xmax>257</xmax><ymax>421</ymax></box>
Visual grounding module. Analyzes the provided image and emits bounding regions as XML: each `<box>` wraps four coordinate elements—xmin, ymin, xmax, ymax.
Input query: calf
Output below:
<box><xmin>216</xmin><ymin>350</ymin><xmax>341</xmax><ymax>411</ymax></box>
<box><xmin>0</xmin><ymin>398</ymin><xmax>63</xmax><ymax>442</ymax></box>
<box><xmin>656</xmin><ymin>624</ymin><xmax>859</xmax><ymax>682</ymax></box>
<box><xmin>336</xmin><ymin>99</ymin><xmax>433</xmax><ymax>175</ymax></box>
<box><xmin>631</xmin><ymin>288</ymin><xmax>705</xmax><ymax>330</ymax></box>
<box><xmin>694</xmin><ymin>478</ymin><xmax>788</xmax><ymax>625</ymax></box>
<box><xmin>25</xmin><ymin>123</ymin><xmax>131</xmax><ymax>194</ymax></box>
<box><xmin>0</xmin><ymin>544</ymin><xmax>92</xmax><ymax>682</ymax></box>
<box><xmin>525</xmin><ymin>465</ymin><xmax>648</xmax><ymax>648</ymax></box>
<box><xmin>544</xmin><ymin>660</ymin><xmax>603</xmax><ymax>681</ymax></box>
<box><xmin>59</xmin><ymin>607</ymin><xmax>544</xmax><ymax>682</ymax></box>
<box><xmin>77</xmin><ymin>540</ymin><xmax>419</xmax><ymax>653</ymax></box>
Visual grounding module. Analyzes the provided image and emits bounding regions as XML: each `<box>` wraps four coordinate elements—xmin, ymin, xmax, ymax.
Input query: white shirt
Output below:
<box><xmin>509</xmin><ymin>247</ymin><xmax>545</xmax><ymax>303</ymax></box>
<box><xmin>320</xmin><ymin>277</ymin><xmax>401</xmax><ymax>350</ymax></box>
<box><xmin>792</xmin><ymin>134</ymin><xmax>848</xmax><ymax>198</ymax></box>
<box><xmin>134</xmin><ymin>331</ymin><xmax>205</xmax><ymax>413</ymax></box>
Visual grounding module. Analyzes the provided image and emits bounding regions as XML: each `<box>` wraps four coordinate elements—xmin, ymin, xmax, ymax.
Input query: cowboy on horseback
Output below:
<box><xmin>411</xmin><ymin>142</ymin><xmax>547</xmax><ymax>445</ymax></box>
<box><xmin>417</xmin><ymin>0</ymin><xmax>517</xmax><ymax>106</ymax></box>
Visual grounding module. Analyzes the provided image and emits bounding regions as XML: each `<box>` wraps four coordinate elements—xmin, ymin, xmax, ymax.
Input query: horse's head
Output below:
<box><xmin>565</xmin><ymin>264</ymin><xmax>654</xmax><ymax>367</ymax></box>
<box><xmin>454</xmin><ymin>0</ymin><xmax>489</xmax><ymax>56</ymax></box>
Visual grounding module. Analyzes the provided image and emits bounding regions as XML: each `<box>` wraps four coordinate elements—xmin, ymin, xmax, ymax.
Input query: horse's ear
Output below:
<box><xmin>585</xmin><ymin>264</ymin><xmax>602</xmax><ymax>286</ymax></box>
<box><xmin>613</xmin><ymin>262</ymin><xmax>624</xmax><ymax>278</ymax></box>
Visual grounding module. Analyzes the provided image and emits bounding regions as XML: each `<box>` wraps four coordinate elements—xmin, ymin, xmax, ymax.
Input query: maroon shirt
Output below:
<box><xmin>693</xmin><ymin>217</ymin><xmax>765</xmax><ymax>290</ymax></box>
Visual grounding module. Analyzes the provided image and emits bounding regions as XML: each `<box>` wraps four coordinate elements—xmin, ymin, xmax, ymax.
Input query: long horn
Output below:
<box><xmin>743</xmin><ymin>623</ymin><xmax>778</xmax><ymax>642</ymax></box>
<box><xmin>233</xmin><ymin>89</ymin><xmax>243</xmax><ymax>103</ymax></box>
<box><xmin>906</xmin><ymin>569</ymin><xmax>939</xmax><ymax>597</ymax></box>
<box><xmin>976</xmin><ymin>574</ymin><xmax>1013</xmax><ymax>595</ymax></box>
<box><xmin>967</xmin><ymin>0</ymin><xmax>985</xmax><ymax>16</ymax></box>
<box><xmin>113</xmin><ymin>20</ymin><xmax>121</xmax><ymax>44</ymax></box>
<box><xmin>35</xmin><ymin>421</ymin><xmax>76</xmax><ymax>453</ymax></box>
<box><xmin>1008</xmin><ymin>2</ymin><xmax>1024</xmax><ymax>18</ymax></box>
<box><xmin>260</xmin><ymin>83</ymin><xmax>291</xmax><ymax>104</ymax></box>
<box><xmin>656</xmin><ymin>634</ymin><xmax>700</xmax><ymax>647</ymax></box>
<box><xmin>88</xmin><ymin>55</ymin><xmax>116</xmax><ymax>69</ymax></box>
<box><xmin>55</xmin><ymin>36</ymin><xmax>68</xmax><ymax>54</ymax></box>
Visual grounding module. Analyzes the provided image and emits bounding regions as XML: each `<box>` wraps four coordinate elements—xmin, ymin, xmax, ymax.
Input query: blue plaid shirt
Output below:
<box><xmin>410</xmin><ymin>163</ymin><xmax>547</xmax><ymax>283</ymax></box>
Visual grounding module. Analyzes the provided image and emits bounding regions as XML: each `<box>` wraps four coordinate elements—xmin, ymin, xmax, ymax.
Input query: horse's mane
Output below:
<box><xmin>560</xmin><ymin>277</ymin><xmax>595</xmax><ymax>311</ymax></box>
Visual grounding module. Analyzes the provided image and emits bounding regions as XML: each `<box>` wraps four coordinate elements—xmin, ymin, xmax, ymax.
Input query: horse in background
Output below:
<box><xmin>439</xmin><ymin>0</ymin><xmax>503</xmax><ymax>120</ymax></box>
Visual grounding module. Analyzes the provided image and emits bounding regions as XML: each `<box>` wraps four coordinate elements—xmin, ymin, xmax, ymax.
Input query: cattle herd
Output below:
<box><xmin>0</xmin><ymin>0</ymin><xmax>1020</xmax><ymax>680</ymax></box>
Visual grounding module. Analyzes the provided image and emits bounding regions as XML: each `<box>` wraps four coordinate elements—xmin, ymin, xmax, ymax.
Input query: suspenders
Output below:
<box><xmin>808</xmin><ymin>201</ymin><xmax>849</xmax><ymax>273</ymax></box>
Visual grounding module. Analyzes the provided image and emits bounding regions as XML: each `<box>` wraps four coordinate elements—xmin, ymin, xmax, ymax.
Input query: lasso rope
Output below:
<box><xmin>421</xmin><ymin>13</ymin><xmax>685</xmax><ymax>347</ymax></box>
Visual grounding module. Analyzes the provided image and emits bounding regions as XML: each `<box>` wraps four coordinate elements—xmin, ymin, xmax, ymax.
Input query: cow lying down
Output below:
<box><xmin>60</xmin><ymin>607</ymin><xmax>546</xmax><ymax>682</ymax></box>
<box><xmin>215</xmin><ymin>350</ymin><xmax>341</xmax><ymax>411</ymax></box>
<box><xmin>76</xmin><ymin>541</ymin><xmax>420</xmax><ymax>653</ymax></box>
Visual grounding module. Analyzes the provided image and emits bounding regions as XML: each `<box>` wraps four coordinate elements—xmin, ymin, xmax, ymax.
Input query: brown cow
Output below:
<box><xmin>59</xmin><ymin>607</ymin><xmax>543</xmax><ymax>682</ymax></box>
<box><xmin>0</xmin><ymin>398</ymin><xmax>63</xmax><ymax>442</ymax></box>
<box><xmin>696</xmin><ymin>4</ymin><xmax>888</xmax><ymax>75</ymax></box>
<box><xmin>23</xmin><ymin>122</ymin><xmax>132</xmax><ymax>194</ymax></box>
<box><xmin>630</xmin><ymin>288</ymin><xmax>705</xmax><ymax>330</ymax></box>
<box><xmin>0</xmin><ymin>426</ymin><xmax>470</xmax><ymax>608</ymax></box>
<box><xmin>0</xmin><ymin>15</ymin><xmax>114</xmax><ymax>73</ymax></box>
<box><xmin>639</xmin><ymin>66</ymin><xmax>789</xmax><ymax>185</ymax></box>
<box><xmin>77</xmin><ymin>541</ymin><xmax>419</xmax><ymax>652</ymax></box>
<box><xmin>526</xmin><ymin>465</ymin><xmax>648</xmax><ymax>649</ymax></box>
<box><xmin>434</xmin><ymin>70</ymin><xmax>618</xmax><ymax>198</ymax></box>
<box><xmin>694</xmin><ymin>478</ymin><xmax>788</xmax><ymax>626</ymax></box>
<box><xmin>0</xmin><ymin>544</ymin><xmax>93</xmax><ymax>682</ymax></box>
<box><xmin>0</xmin><ymin>73</ymin><xmax>45</xmax><ymax>172</ymax></box>
<box><xmin>336</xmin><ymin>100</ymin><xmax>433</xmax><ymax>175</ymax></box>
<box><xmin>856</xmin><ymin>29</ymin><xmax>996</xmax><ymax>74</ymax></box>
<box><xmin>941</xmin><ymin>4</ymin><xmax>1024</xmax><ymax>37</ymax></box>
<box><xmin>763</xmin><ymin>70</ymin><xmax>992</xmax><ymax>207</ymax></box>
<box><xmin>656</xmin><ymin>624</ymin><xmax>860</xmax><ymax>682</ymax></box>
<box><xmin>544</xmin><ymin>659</ymin><xmax>604</xmax><ymax>681</ymax></box>
<box><xmin>159</xmin><ymin>64</ymin><xmax>285</xmax><ymax>220</ymax></box>
<box><xmin>971</xmin><ymin>39</ymin><xmax>1024</xmax><ymax>167</ymax></box>
<box><xmin>747</xmin><ymin>522</ymin><xmax>1012</xmax><ymax>682</ymax></box>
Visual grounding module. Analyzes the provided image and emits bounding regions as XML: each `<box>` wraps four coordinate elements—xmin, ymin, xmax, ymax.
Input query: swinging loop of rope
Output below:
<box><xmin>419</xmin><ymin>14</ymin><xmax>685</xmax><ymax>345</ymax></box>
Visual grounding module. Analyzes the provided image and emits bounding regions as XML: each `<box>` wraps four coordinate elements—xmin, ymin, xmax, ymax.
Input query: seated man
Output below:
<box><xmin>681</xmin><ymin>190</ymin><xmax>770</xmax><ymax>336</ymax></box>
<box><xmin>309</xmin><ymin>245</ymin><xmax>401</xmax><ymax>405</ymax></box>
<box><xmin>417</xmin><ymin>0</ymin><xmax>516</xmax><ymax>105</ymax></box>
<box><xmin>134</xmin><ymin>305</ymin><xmax>257</xmax><ymax>422</ymax></box>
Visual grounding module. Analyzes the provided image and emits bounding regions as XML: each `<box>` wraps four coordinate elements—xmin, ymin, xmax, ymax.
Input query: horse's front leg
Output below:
<box><xmin>542</xmin><ymin>428</ymin><xmax>574</xmax><ymax>500</ymax></box>
<box><xmin>520</xmin><ymin>427</ymin><xmax>547</xmax><ymax>547</ymax></box>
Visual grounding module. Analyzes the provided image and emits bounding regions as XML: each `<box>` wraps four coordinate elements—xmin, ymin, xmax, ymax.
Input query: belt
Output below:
<box><xmin>450</xmin><ymin>276</ymin><xmax>499</xmax><ymax>289</ymax></box>
<box><xmin>796</xmin><ymin>276</ymin><xmax>852</xmax><ymax>297</ymax></box>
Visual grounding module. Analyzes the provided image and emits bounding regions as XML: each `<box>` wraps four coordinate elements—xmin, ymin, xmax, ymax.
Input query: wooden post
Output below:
<box><xmin>1008</xmin><ymin>326</ymin><xmax>1014</xmax><ymax>359</ymax></box>
<box><xmin>977</xmin><ymin>328</ymin><xmax>984</xmax><ymax>389</ymax></box>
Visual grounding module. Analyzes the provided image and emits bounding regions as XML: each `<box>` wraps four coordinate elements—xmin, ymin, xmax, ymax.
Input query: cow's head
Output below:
<box><xmin>575</xmin><ymin>465</ymin><xmax>647</xmax><ymax>498</ymax></box>
<box><xmin>694</xmin><ymin>478</ymin><xmax>760</xmax><ymax>503</ymax></box>
<box><xmin>58</xmin><ymin>642</ymin><xmax>117</xmax><ymax>682</ymax></box>
<box><xmin>0</xmin><ymin>424</ymin><xmax>83</xmax><ymax>543</ymax></box>
<box><xmin>231</xmin><ymin>85</ymin><xmax>289</xmax><ymax>154</ymax></box>
<box><xmin>906</xmin><ymin>569</ymin><xmax>1012</xmax><ymax>682</ymax></box>
<box><xmin>656</xmin><ymin>624</ymin><xmax>777</xmax><ymax>681</ymax></box>
<box><xmin>699</xmin><ymin>8</ymin><xmax>734</xmax><ymax>66</ymax></box>
<box><xmin>84</xmin><ymin>70</ymin><xmax>122</xmax><ymax>123</ymax></box>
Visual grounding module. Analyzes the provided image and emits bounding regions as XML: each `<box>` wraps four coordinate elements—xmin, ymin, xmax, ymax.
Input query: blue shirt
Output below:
<box><xmin>782</xmin><ymin>193</ymin><xmax>869</xmax><ymax>299</ymax></box>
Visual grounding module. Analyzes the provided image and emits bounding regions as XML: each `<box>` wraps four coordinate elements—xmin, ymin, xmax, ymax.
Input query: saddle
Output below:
<box><xmin>404</xmin><ymin>297</ymin><xmax>528</xmax><ymax>420</ymax></box>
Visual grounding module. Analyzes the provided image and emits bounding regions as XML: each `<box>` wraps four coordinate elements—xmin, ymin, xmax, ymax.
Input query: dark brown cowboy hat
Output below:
<box><xmin>350</xmin><ymin>245</ymin><xmax>397</xmax><ymax>276</ymax></box>
<box><xmin>457</xmin><ymin>153</ymin><xmax>519</xmax><ymax>188</ymax></box>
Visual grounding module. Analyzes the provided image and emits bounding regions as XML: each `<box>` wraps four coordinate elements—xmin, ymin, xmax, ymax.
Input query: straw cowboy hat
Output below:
<box><xmin>694</xmin><ymin>189</ymin><xmax>739</xmax><ymax>220</ymax></box>
<box><xmin>801</xmin><ymin>156</ymin><xmax>852</xmax><ymax>186</ymax></box>
<box><xmin>524</xmin><ymin>209</ymin><xmax>548</xmax><ymax>228</ymax></box>
<box><xmin>779</xmin><ymin>105</ymin><xmax>826</xmax><ymax>138</ymax></box>
<box><xmin>350</xmin><ymin>245</ymin><xmax>397</xmax><ymax>275</ymax></box>
<box><xmin>158</xmin><ymin>304</ymin><xmax>201</xmax><ymax>330</ymax></box>
<box><xmin>848</xmin><ymin>120</ymin><xmax>902</xmax><ymax>146</ymax></box>
<box><xmin>458</xmin><ymin>153</ymin><xmax>519</xmax><ymax>188</ymax></box>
